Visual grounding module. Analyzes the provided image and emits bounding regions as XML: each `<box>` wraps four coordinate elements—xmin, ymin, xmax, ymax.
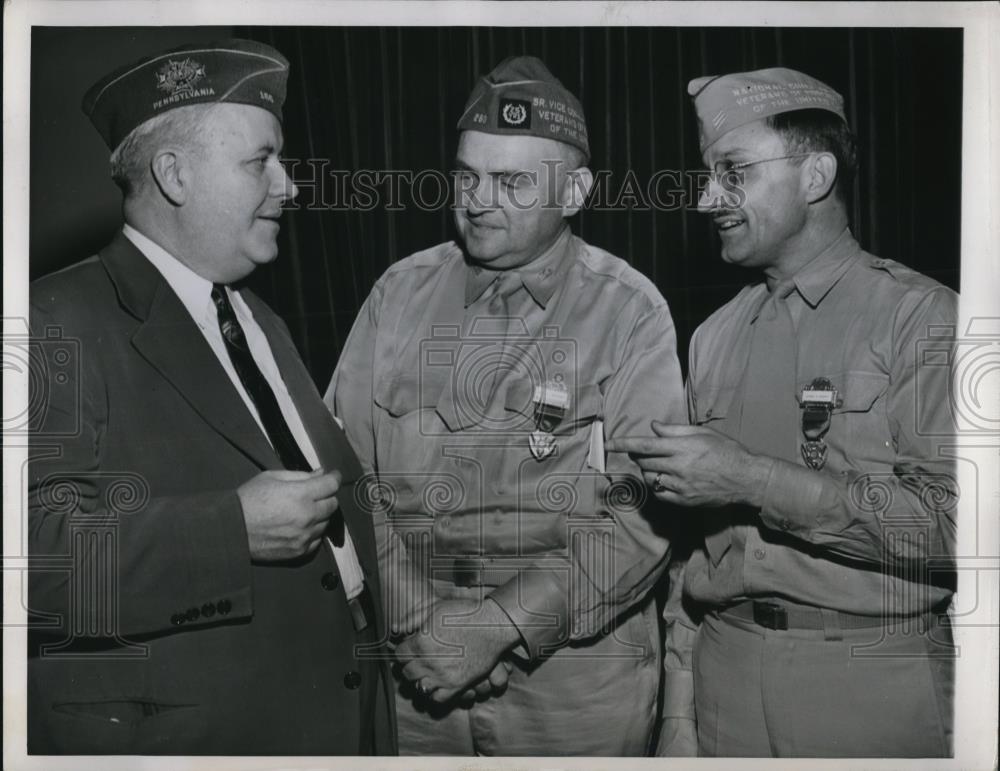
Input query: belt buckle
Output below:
<box><xmin>753</xmin><ymin>601</ymin><xmax>788</xmax><ymax>630</ymax></box>
<box><xmin>452</xmin><ymin>558</ymin><xmax>483</xmax><ymax>587</ymax></box>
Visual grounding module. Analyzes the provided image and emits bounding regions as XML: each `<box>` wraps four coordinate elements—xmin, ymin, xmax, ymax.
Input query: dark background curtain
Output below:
<box><xmin>30</xmin><ymin>26</ymin><xmax>962</xmax><ymax>385</ymax></box>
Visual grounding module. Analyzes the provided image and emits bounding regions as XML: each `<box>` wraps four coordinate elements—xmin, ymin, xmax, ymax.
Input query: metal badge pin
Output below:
<box><xmin>530</xmin><ymin>380</ymin><xmax>569</xmax><ymax>461</ymax></box>
<box><xmin>799</xmin><ymin>377</ymin><xmax>841</xmax><ymax>470</ymax></box>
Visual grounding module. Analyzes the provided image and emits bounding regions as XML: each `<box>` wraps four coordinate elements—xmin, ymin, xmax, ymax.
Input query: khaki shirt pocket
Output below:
<box><xmin>825</xmin><ymin>370</ymin><xmax>892</xmax><ymax>464</ymax></box>
<box><xmin>692</xmin><ymin>384</ymin><xmax>737</xmax><ymax>429</ymax></box>
<box><xmin>372</xmin><ymin>374</ymin><xmax>446</xmax><ymax>505</ymax></box>
<box><xmin>502</xmin><ymin>379</ymin><xmax>603</xmax><ymax>434</ymax></box>
<box><xmin>373</xmin><ymin>373</ymin><xmax>437</xmax><ymax>416</ymax></box>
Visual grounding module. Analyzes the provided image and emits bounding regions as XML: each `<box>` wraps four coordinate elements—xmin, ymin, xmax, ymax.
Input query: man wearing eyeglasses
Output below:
<box><xmin>610</xmin><ymin>67</ymin><xmax>957</xmax><ymax>757</ymax></box>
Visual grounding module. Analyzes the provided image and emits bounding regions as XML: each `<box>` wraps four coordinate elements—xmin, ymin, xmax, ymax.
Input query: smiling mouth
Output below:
<box><xmin>714</xmin><ymin>216</ymin><xmax>745</xmax><ymax>233</ymax></box>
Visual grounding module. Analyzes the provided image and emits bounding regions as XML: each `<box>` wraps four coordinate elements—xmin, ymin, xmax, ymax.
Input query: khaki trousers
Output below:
<box><xmin>694</xmin><ymin>607</ymin><xmax>954</xmax><ymax>757</ymax></box>
<box><xmin>394</xmin><ymin>585</ymin><xmax>661</xmax><ymax>756</ymax></box>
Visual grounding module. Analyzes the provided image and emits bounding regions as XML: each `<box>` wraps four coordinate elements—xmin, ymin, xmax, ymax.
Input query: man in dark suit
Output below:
<box><xmin>27</xmin><ymin>39</ymin><xmax>395</xmax><ymax>755</ymax></box>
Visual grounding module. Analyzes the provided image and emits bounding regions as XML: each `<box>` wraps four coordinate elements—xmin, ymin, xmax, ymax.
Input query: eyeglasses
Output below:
<box><xmin>701</xmin><ymin>153</ymin><xmax>814</xmax><ymax>192</ymax></box>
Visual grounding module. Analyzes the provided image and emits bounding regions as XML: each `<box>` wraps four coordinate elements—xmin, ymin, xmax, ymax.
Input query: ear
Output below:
<box><xmin>804</xmin><ymin>152</ymin><xmax>838</xmax><ymax>204</ymax></box>
<box><xmin>149</xmin><ymin>147</ymin><xmax>193</xmax><ymax>206</ymax></box>
<box><xmin>560</xmin><ymin>166</ymin><xmax>594</xmax><ymax>217</ymax></box>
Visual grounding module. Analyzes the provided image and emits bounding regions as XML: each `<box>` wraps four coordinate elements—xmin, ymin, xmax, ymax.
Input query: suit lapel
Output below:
<box><xmin>100</xmin><ymin>233</ymin><xmax>280</xmax><ymax>471</ymax></box>
<box><xmin>242</xmin><ymin>292</ymin><xmax>362</xmax><ymax>481</ymax></box>
<box><xmin>242</xmin><ymin>292</ymin><xmax>378</xmax><ymax>568</ymax></box>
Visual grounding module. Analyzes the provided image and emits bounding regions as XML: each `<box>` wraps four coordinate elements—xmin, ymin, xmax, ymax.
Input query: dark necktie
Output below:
<box><xmin>211</xmin><ymin>284</ymin><xmax>312</xmax><ymax>472</ymax></box>
<box><xmin>705</xmin><ymin>281</ymin><xmax>798</xmax><ymax>563</ymax></box>
<box><xmin>738</xmin><ymin>280</ymin><xmax>799</xmax><ymax>460</ymax></box>
<box><xmin>484</xmin><ymin>272</ymin><xmax>521</xmax><ymax>401</ymax></box>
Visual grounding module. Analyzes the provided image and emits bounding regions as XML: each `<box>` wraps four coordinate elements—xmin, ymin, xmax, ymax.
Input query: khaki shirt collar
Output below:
<box><xmin>463</xmin><ymin>225</ymin><xmax>575</xmax><ymax>308</ymax></box>
<box><xmin>752</xmin><ymin>227</ymin><xmax>861</xmax><ymax>321</ymax></box>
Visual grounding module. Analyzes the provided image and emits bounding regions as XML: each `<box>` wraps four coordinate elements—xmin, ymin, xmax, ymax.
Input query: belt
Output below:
<box><xmin>449</xmin><ymin>557</ymin><xmax>538</xmax><ymax>588</ymax></box>
<box><xmin>346</xmin><ymin>583</ymin><xmax>375</xmax><ymax>633</ymax></box>
<box><xmin>723</xmin><ymin>599</ymin><xmax>899</xmax><ymax>631</ymax></box>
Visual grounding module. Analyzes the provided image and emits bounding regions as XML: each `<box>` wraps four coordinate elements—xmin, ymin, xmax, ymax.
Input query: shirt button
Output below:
<box><xmin>185</xmin><ymin>607</ymin><xmax>200</xmax><ymax>622</ymax></box>
<box><xmin>705</xmin><ymin>408</ymin><xmax>713</xmax><ymax>418</ymax></box>
<box><xmin>217</xmin><ymin>599</ymin><xmax>232</xmax><ymax>615</ymax></box>
<box><xmin>343</xmin><ymin>670</ymin><xmax>362</xmax><ymax>690</ymax></box>
<box><xmin>201</xmin><ymin>602</ymin><xmax>216</xmax><ymax>618</ymax></box>
<box><xmin>321</xmin><ymin>572</ymin><xmax>340</xmax><ymax>591</ymax></box>
<box><xmin>753</xmin><ymin>548</ymin><xmax>766</xmax><ymax>560</ymax></box>
<box><xmin>170</xmin><ymin>613</ymin><xmax>185</xmax><ymax>626</ymax></box>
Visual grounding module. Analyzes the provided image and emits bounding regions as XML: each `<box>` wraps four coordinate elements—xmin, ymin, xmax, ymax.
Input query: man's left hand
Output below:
<box><xmin>394</xmin><ymin>597</ymin><xmax>521</xmax><ymax>703</ymax></box>
<box><xmin>607</xmin><ymin>422</ymin><xmax>773</xmax><ymax>508</ymax></box>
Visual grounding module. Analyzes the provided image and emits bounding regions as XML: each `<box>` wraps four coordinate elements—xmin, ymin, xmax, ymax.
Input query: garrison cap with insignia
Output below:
<box><xmin>82</xmin><ymin>38</ymin><xmax>289</xmax><ymax>151</ymax></box>
<box><xmin>688</xmin><ymin>67</ymin><xmax>846</xmax><ymax>151</ymax></box>
<box><xmin>457</xmin><ymin>55</ymin><xmax>590</xmax><ymax>161</ymax></box>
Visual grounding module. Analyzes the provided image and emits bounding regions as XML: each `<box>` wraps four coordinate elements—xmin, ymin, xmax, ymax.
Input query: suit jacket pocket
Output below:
<box><xmin>40</xmin><ymin>700</ymin><xmax>201</xmax><ymax>754</ymax></box>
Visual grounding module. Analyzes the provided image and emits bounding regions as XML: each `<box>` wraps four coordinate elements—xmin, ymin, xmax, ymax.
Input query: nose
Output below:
<box><xmin>458</xmin><ymin>173</ymin><xmax>497</xmax><ymax>216</ymax></box>
<box><xmin>696</xmin><ymin>173</ymin><xmax>724</xmax><ymax>214</ymax></box>
<box><xmin>272</xmin><ymin>159</ymin><xmax>299</xmax><ymax>204</ymax></box>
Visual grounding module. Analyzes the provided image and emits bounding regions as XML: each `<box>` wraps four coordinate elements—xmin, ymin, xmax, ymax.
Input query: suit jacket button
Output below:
<box><xmin>217</xmin><ymin>599</ymin><xmax>232</xmax><ymax>615</ymax></box>
<box><xmin>171</xmin><ymin>613</ymin><xmax>185</xmax><ymax>626</ymax></box>
<box><xmin>321</xmin><ymin>572</ymin><xmax>340</xmax><ymax>591</ymax></box>
<box><xmin>185</xmin><ymin>607</ymin><xmax>200</xmax><ymax>622</ymax></box>
<box><xmin>343</xmin><ymin>670</ymin><xmax>362</xmax><ymax>690</ymax></box>
<box><xmin>201</xmin><ymin>602</ymin><xmax>216</xmax><ymax>617</ymax></box>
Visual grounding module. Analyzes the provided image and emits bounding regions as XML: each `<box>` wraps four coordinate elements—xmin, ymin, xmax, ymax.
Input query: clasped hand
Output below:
<box><xmin>393</xmin><ymin>597</ymin><xmax>520</xmax><ymax>705</ymax></box>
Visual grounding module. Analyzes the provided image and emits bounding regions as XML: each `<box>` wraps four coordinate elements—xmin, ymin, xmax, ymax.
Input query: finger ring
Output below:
<box><xmin>652</xmin><ymin>473</ymin><xmax>669</xmax><ymax>493</ymax></box>
<box><xmin>415</xmin><ymin>679</ymin><xmax>431</xmax><ymax>696</ymax></box>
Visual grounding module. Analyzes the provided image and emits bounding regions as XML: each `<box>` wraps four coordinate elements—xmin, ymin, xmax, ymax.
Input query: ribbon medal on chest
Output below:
<box><xmin>799</xmin><ymin>377</ymin><xmax>841</xmax><ymax>470</ymax></box>
<box><xmin>530</xmin><ymin>380</ymin><xmax>569</xmax><ymax>461</ymax></box>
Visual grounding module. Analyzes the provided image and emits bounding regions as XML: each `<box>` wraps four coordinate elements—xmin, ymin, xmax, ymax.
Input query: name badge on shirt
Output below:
<box><xmin>799</xmin><ymin>377</ymin><xmax>842</xmax><ymax>470</ymax></box>
<box><xmin>530</xmin><ymin>380</ymin><xmax>569</xmax><ymax>460</ymax></box>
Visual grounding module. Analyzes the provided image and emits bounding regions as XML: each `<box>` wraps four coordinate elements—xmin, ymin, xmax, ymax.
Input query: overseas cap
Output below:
<box><xmin>688</xmin><ymin>67</ymin><xmax>846</xmax><ymax>151</ymax></box>
<box><xmin>82</xmin><ymin>38</ymin><xmax>289</xmax><ymax>151</ymax></box>
<box><xmin>457</xmin><ymin>55</ymin><xmax>590</xmax><ymax>161</ymax></box>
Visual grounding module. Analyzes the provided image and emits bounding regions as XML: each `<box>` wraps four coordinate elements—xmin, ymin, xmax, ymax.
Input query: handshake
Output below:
<box><xmin>238</xmin><ymin>470</ymin><xmax>520</xmax><ymax>705</ymax></box>
<box><xmin>391</xmin><ymin>597</ymin><xmax>522</xmax><ymax>706</ymax></box>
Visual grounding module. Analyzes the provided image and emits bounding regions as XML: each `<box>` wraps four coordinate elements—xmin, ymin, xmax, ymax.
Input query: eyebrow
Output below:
<box><xmin>452</xmin><ymin>160</ymin><xmax>524</xmax><ymax>177</ymax></box>
<box><xmin>254</xmin><ymin>142</ymin><xmax>280</xmax><ymax>156</ymax></box>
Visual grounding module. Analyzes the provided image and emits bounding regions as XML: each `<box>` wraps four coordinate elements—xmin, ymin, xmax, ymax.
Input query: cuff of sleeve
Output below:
<box><xmin>758</xmin><ymin>458</ymin><xmax>827</xmax><ymax>536</ymax></box>
<box><xmin>487</xmin><ymin>569</ymin><xmax>569</xmax><ymax>662</ymax></box>
<box><xmin>179</xmin><ymin>489</ymin><xmax>254</xmax><ymax>622</ymax></box>
<box><xmin>662</xmin><ymin>668</ymin><xmax>695</xmax><ymax>720</ymax></box>
<box><xmin>120</xmin><ymin>490</ymin><xmax>254</xmax><ymax>635</ymax></box>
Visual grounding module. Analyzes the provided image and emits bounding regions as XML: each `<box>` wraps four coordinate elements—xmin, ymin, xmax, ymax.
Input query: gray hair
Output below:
<box><xmin>109</xmin><ymin>104</ymin><xmax>216</xmax><ymax>197</ymax></box>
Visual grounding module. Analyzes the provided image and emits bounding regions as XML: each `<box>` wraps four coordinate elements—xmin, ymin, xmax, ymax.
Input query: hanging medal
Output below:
<box><xmin>799</xmin><ymin>377</ymin><xmax>841</xmax><ymax>470</ymax></box>
<box><xmin>530</xmin><ymin>380</ymin><xmax>569</xmax><ymax>460</ymax></box>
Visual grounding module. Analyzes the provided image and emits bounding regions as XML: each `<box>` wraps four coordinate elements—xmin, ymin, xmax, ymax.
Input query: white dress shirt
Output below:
<box><xmin>123</xmin><ymin>224</ymin><xmax>364</xmax><ymax>599</ymax></box>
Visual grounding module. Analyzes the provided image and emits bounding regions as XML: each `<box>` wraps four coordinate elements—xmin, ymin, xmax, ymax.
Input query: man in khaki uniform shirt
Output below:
<box><xmin>612</xmin><ymin>67</ymin><xmax>957</xmax><ymax>757</ymax></box>
<box><xmin>327</xmin><ymin>56</ymin><xmax>686</xmax><ymax>755</ymax></box>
